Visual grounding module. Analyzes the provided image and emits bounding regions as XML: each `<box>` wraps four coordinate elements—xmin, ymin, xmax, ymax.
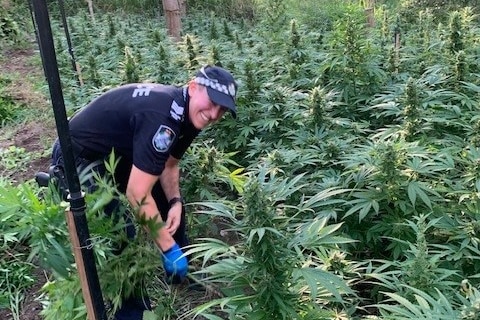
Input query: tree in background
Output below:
<box><xmin>162</xmin><ymin>0</ymin><xmax>185</xmax><ymax>41</ymax></box>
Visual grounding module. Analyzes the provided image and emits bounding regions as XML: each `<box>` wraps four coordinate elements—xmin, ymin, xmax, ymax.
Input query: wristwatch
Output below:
<box><xmin>168</xmin><ymin>196</ymin><xmax>184</xmax><ymax>208</ymax></box>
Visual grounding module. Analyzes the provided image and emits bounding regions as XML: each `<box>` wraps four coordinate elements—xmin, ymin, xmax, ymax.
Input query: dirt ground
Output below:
<box><xmin>0</xmin><ymin>47</ymin><xmax>55</xmax><ymax>320</ymax></box>
<box><xmin>0</xmin><ymin>47</ymin><xmax>55</xmax><ymax>181</ymax></box>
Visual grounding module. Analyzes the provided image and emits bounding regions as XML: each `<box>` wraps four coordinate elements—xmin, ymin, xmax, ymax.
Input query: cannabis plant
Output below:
<box><xmin>30</xmin><ymin>156</ymin><xmax>163</xmax><ymax>319</ymax></box>
<box><xmin>121</xmin><ymin>46</ymin><xmax>140</xmax><ymax>83</ymax></box>
<box><xmin>320</xmin><ymin>6</ymin><xmax>386</xmax><ymax>113</ymax></box>
<box><xmin>180</xmin><ymin>140</ymin><xmax>246</xmax><ymax>203</ymax></box>
<box><xmin>186</xmin><ymin>167</ymin><xmax>354</xmax><ymax>319</ymax></box>
<box><xmin>0</xmin><ymin>7</ymin><xmax>24</xmax><ymax>45</ymax></box>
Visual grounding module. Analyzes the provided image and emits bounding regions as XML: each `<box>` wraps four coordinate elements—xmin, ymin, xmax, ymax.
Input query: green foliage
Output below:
<box><xmin>121</xmin><ymin>46</ymin><xmax>140</xmax><ymax>83</ymax></box>
<box><xmin>449</xmin><ymin>11</ymin><xmax>465</xmax><ymax>54</ymax></box>
<box><xmin>401</xmin><ymin>216</ymin><xmax>458</xmax><ymax>292</ymax></box>
<box><xmin>52</xmin><ymin>0</ymin><xmax>160</xmax><ymax>16</ymax></box>
<box><xmin>187</xmin><ymin>168</ymin><xmax>354</xmax><ymax>319</ymax></box>
<box><xmin>0</xmin><ymin>5</ymin><xmax>23</xmax><ymax>45</ymax></box>
<box><xmin>401</xmin><ymin>78</ymin><xmax>422</xmax><ymax>140</ymax></box>
<box><xmin>260</xmin><ymin>0</ymin><xmax>288</xmax><ymax>30</ymax></box>
<box><xmin>184</xmin><ymin>34</ymin><xmax>200</xmax><ymax>70</ymax></box>
<box><xmin>35</xmin><ymin>159</ymin><xmax>164</xmax><ymax>319</ymax></box>
<box><xmin>4</xmin><ymin>0</ymin><xmax>480</xmax><ymax>318</ymax></box>
<box><xmin>180</xmin><ymin>139</ymin><xmax>246</xmax><ymax>205</ymax></box>
<box><xmin>285</xmin><ymin>0</ymin><xmax>363</xmax><ymax>30</ymax></box>
<box><xmin>309</xmin><ymin>86</ymin><xmax>332</xmax><ymax>126</ymax></box>
<box><xmin>365</xmin><ymin>215</ymin><xmax>460</xmax><ymax>304</ymax></box>
<box><xmin>40</xmin><ymin>277</ymin><xmax>86</xmax><ymax>320</ymax></box>
<box><xmin>0</xmin><ymin>76</ymin><xmax>23</xmax><ymax>125</ymax></box>
<box><xmin>374</xmin><ymin>285</ymin><xmax>460</xmax><ymax>319</ymax></box>
<box><xmin>187</xmin><ymin>0</ymin><xmax>257</xmax><ymax>20</ymax></box>
<box><xmin>0</xmin><ymin>147</ymin><xmax>37</xmax><ymax>179</ymax></box>
<box><xmin>399</xmin><ymin>0</ymin><xmax>480</xmax><ymax>23</ymax></box>
<box><xmin>0</xmin><ymin>179</ymin><xmax>65</xmax><ymax>318</ymax></box>
<box><xmin>0</xmin><ymin>240</ymin><xmax>34</xmax><ymax>317</ymax></box>
<box><xmin>0</xmin><ymin>151</ymin><xmax>164</xmax><ymax>319</ymax></box>
<box><xmin>320</xmin><ymin>6</ymin><xmax>386</xmax><ymax>111</ymax></box>
<box><xmin>0</xmin><ymin>94</ymin><xmax>17</xmax><ymax>124</ymax></box>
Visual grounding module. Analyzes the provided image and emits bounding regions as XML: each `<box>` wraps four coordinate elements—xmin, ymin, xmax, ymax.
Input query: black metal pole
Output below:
<box><xmin>57</xmin><ymin>0</ymin><xmax>80</xmax><ymax>84</ymax></box>
<box><xmin>31</xmin><ymin>1</ymin><xmax>106</xmax><ymax>319</ymax></box>
<box><xmin>27</xmin><ymin>0</ymin><xmax>41</xmax><ymax>59</ymax></box>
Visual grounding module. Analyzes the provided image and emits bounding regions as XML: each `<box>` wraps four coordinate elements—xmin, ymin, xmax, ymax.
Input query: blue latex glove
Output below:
<box><xmin>162</xmin><ymin>243</ymin><xmax>188</xmax><ymax>278</ymax></box>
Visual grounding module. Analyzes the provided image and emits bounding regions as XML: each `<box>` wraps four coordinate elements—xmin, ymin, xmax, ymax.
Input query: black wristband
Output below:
<box><xmin>168</xmin><ymin>196</ymin><xmax>184</xmax><ymax>208</ymax></box>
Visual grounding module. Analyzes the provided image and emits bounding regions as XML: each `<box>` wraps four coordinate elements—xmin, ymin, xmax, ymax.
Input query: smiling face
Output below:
<box><xmin>188</xmin><ymin>81</ymin><xmax>226</xmax><ymax>129</ymax></box>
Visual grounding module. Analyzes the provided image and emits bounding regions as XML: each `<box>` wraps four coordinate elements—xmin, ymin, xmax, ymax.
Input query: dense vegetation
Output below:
<box><xmin>2</xmin><ymin>0</ymin><xmax>480</xmax><ymax>319</ymax></box>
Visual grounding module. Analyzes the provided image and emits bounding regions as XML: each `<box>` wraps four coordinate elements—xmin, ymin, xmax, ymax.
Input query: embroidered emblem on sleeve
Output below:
<box><xmin>152</xmin><ymin>125</ymin><xmax>176</xmax><ymax>153</ymax></box>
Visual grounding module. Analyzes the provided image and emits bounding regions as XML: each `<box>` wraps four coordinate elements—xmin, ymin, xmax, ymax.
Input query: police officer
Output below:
<box><xmin>51</xmin><ymin>65</ymin><xmax>237</xmax><ymax>319</ymax></box>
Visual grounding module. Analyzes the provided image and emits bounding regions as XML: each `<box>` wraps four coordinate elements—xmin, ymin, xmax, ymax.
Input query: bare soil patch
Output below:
<box><xmin>0</xmin><ymin>47</ymin><xmax>56</xmax><ymax>183</ymax></box>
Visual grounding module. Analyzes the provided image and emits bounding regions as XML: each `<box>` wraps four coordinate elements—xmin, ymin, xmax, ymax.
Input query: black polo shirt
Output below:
<box><xmin>69</xmin><ymin>83</ymin><xmax>200</xmax><ymax>176</ymax></box>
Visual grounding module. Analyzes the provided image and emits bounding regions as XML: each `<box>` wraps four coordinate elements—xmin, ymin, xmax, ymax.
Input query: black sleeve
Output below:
<box><xmin>131</xmin><ymin>112</ymin><xmax>178</xmax><ymax>176</ymax></box>
<box><xmin>170</xmin><ymin>129</ymin><xmax>200</xmax><ymax>160</ymax></box>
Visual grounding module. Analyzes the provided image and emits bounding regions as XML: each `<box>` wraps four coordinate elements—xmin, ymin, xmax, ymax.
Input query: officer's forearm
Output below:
<box><xmin>159</xmin><ymin>163</ymin><xmax>181</xmax><ymax>201</ymax></box>
<box><xmin>127</xmin><ymin>193</ymin><xmax>175</xmax><ymax>251</ymax></box>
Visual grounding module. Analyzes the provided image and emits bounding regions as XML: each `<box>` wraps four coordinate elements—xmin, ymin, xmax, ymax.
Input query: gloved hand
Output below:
<box><xmin>161</xmin><ymin>243</ymin><xmax>188</xmax><ymax>278</ymax></box>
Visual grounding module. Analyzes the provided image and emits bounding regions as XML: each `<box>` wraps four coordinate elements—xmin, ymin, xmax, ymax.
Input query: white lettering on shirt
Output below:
<box><xmin>132</xmin><ymin>84</ymin><xmax>155</xmax><ymax>98</ymax></box>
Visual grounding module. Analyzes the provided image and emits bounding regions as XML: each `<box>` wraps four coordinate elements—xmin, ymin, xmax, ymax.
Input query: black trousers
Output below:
<box><xmin>51</xmin><ymin>140</ymin><xmax>188</xmax><ymax>247</ymax></box>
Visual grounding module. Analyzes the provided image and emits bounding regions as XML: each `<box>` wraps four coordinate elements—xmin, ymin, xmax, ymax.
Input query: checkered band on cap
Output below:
<box><xmin>194</xmin><ymin>76</ymin><xmax>236</xmax><ymax>98</ymax></box>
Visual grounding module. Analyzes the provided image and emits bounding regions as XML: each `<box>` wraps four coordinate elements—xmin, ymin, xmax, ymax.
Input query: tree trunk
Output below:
<box><xmin>86</xmin><ymin>0</ymin><xmax>95</xmax><ymax>22</ymax></box>
<box><xmin>365</xmin><ymin>0</ymin><xmax>375</xmax><ymax>28</ymax></box>
<box><xmin>178</xmin><ymin>0</ymin><xmax>186</xmax><ymax>16</ymax></box>
<box><xmin>162</xmin><ymin>0</ymin><xmax>182</xmax><ymax>41</ymax></box>
<box><xmin>394</xmin><ymin>27</ymin><xmax>400</xmax><ymax>73</ymax></box>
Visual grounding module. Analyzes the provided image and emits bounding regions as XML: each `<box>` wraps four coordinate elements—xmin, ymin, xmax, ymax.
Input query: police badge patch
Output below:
<box><xmin>152</xmin><ymin>125</ymin><xmax>176</xmax><ymax>152</ymax></box>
